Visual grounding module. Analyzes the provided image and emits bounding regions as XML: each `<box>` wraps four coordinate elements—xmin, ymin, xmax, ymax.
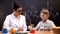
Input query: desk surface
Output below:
<box><xmin>0</xmin><ymin>31</ymin><xmax>1</xmax><ymax>34</ymax></box>
<box><xmin>28</xmin><ymin>31</ymin><xmax>54</xmax><ymax>34</ymax></box>
<box><xmin>0</xmin><ymin>31</ymin><xmax>55</xmax><ymax>34</ymax></box>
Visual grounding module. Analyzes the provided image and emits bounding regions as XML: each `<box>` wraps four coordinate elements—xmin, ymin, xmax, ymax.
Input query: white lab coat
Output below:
<box><xmin>3</xmin><ymin>13</ymin><xmax>27</xmax><ymax>31</ymax></box>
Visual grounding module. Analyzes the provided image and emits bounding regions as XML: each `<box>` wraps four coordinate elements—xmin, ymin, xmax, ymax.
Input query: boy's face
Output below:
<box><xmin>40</xmin><ymin>13</ymin><xmax>49</xmax><ymax>21</ymax></box>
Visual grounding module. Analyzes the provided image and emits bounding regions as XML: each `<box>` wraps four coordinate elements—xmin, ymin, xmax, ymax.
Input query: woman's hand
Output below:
<box><xmin>18</xmin><ymin>27</ymin><xmax>23</xmax><ymax>31</ymax></box>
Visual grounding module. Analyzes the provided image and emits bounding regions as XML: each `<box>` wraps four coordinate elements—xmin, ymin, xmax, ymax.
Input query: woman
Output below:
<box><xmin>3</xmin><ymin>3</ymin><xmax>27</xmax><ymax>31</ymax></box>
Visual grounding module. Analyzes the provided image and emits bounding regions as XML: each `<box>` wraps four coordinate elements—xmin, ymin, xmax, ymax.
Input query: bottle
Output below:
<box><xmin>30</xmin><ymin>24</ymin><xmax>35</xmax><ymax>33</ymax></box>
<box><xmin>9</xmin><ymin>27</ymin><xmax>14</xmax><ymax>34</ymax></box>
<box><xmin>2</xmin><ymin>28</ymin><xmax>8</xmax><ymax>34</ymax></box>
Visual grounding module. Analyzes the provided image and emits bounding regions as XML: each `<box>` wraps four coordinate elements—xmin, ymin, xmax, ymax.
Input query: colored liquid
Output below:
<box><xmin>30</xmin><ymin>29</ymin><xmax>35</xmax><ymax>33</ymax></box>
<box><xmin>9</xmin><ymin>28</ymin><xmax>14</xmax><ymax>34</ymax></box>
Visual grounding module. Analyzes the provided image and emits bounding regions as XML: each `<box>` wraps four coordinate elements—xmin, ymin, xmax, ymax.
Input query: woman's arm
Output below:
<box><xmin>3</xmin><ymin>15</ymin><xmax>11</xmax><ymax>30</ymax></box>
<box><xmin>23</xmin><ymin>16</ymin><xmax>27</xmax><ymax>31</ymax></box>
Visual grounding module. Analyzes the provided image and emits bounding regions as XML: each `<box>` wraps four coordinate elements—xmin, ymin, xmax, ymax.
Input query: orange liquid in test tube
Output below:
<box><xmin>9</xmin><ymin>28</ymin><xmax>14</xmax><ymax>34</ymax></box>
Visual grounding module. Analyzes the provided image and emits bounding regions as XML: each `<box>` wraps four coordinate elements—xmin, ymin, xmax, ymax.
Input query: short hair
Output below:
<box><xmin>13</xmin><ymin>2</ymin><xmax>22</xmax><ymax>10</ymax></box>
<box><xmin>40</xmin><ymin>9</ymin><xmax>50</xmax><ymax>16</ymax></box>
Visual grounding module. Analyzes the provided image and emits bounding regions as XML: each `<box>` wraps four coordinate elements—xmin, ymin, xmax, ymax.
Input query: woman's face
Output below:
<box><xmin>40</xmin><ymin>13</ymin><xmax>49</xmax><ymax>21</ymax></box>
<box><xmin>14</xmin><ymin>7</ymin><xmax>22</xmax><ymax>16</ymax></box>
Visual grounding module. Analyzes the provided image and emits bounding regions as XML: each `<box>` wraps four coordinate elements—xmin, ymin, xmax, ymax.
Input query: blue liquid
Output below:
<box><xmin>2</xmin><ymin>28</ymin><xmax>8</xmax><ymax>34</ymax></box>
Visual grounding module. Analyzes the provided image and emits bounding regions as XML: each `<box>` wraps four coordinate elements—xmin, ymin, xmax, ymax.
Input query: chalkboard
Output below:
<box><xmin>0</xmin><ymin>0</ymin><xmax>13</xmax><ymax>31</ymax></box>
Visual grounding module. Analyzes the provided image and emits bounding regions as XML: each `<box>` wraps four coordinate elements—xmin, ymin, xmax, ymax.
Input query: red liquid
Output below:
<box><xmin>30</xmin><ymin>29</ymin><xmax>35</xmax><ymax>33</ymax></box>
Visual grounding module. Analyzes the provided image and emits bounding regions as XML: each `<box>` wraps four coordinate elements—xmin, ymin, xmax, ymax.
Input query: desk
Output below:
<box><xmin>0</xmin><ymin>31</ymin><xmax>2</xmax><ymax>34</ymax></box>
<box><xmin>0</xmin><ymin>31</ymin><xmax>54</xmax><ymax>34</ymax></box>
<box><xmin>28</xmin><ymin>31</ymin><xmax>54</xmax><ymax>34</ymax></box>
